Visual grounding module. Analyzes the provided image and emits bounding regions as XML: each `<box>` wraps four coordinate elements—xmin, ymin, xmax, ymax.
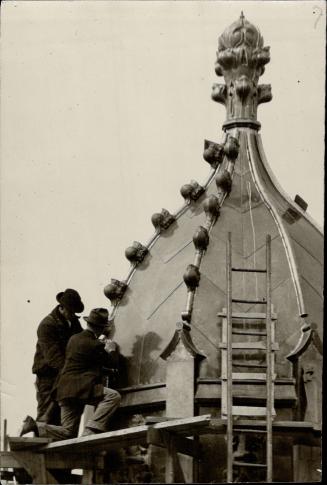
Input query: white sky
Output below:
<box><xmin>0</xmin><ymin>1</ymin><xmax>325</xmax><ymax>436</ymax></box>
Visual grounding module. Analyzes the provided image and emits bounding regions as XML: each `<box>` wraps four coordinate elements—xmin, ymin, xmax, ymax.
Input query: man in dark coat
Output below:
<box><xmin>20</xmin><ymin>308</ymin><xmax>121</xmax><ymax>439</ymax></box>
<box><xmin>31</xmin><ymin>288</ymin><xmax>84</xmax><ymax>424</ymax></box>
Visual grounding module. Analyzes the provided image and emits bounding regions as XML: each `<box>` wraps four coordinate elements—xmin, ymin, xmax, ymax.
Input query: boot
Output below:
<box><xmin>19</xmin><ymin>415</ymin><xmax>39</xmax><ymax>437</ymax></box>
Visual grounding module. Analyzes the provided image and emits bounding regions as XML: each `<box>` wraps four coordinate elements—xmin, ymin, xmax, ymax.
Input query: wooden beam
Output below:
<box><xmin>81</xmin><ymin>469</ymin><xmax>93</xmax><ymax>484</ymax></box>
<box><xmin>145</xmin><ymin>416</ymin><xmax>180</xmax><ymax>424</ymax></box>
<box><xmin>11</xmin><ymin>451</ymin><xmax>51</xmax><ymax>484</ymax></box>
<box><xmin>147</xmin><ymin>429</ymin><xmax>200</xmax><ymax>458</ymax></box>
<box><xmin>45</xmin><ymin>452</ymin><xmax>99</xmax><ymax>469</ymax></box>
<box><xmin>3</xmin><ymin>418</ymin><xmax>8</xmax><ymax>451</ymax></box>
<box><xmin>195</xmin><ymin>378</ymin><xmax>297</xmax><ymax>402</ymax></box>
<box><xmin>42</xmin><ymin>424</ymin><xmax>149</xmax><ymax>453</ymax></box>
<box><xmin>0</xmin><ymin>451</ymin><xmax>21</xmax><ymax>468</ymax></box>
<box><xmin>9</xmin><ymin>437</ymin><xmax>51</xmax><ymax>451</ymax></box>
<box><xmin>0</xmin><ymin>450</ymin><xmax>96</xmax><ymax>470</ymax></box>
<box><xmin>152</xmin><ymin>415</ymin><xmax>211</xmax><ymax>435</ymax></box>
<box><xmin>42</xmin><ymin>415</ymin><xmax>211</xmax><ymax>453</ymax></box>
<box><xmin>94</xmin><ymin>453</ymin><xmax>105</xmax><ymax>484</ymax></box>
<box><xmin>204</xmin><ymin>418</ymin><xmax>322</xmax><ymax>436</ymax></box>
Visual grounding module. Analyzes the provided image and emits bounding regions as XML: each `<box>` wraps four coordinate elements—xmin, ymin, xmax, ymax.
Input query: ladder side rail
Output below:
<box><xmin>226</xmin><ymin>232</ymin><xmax>233</xmax><ymax>483</ymax></box>
<box><xmin>266</xmin><ymin>234</ymin><xmax>273</xmax><ymax>482</ymax></box>
<box><xmin>221</xmin><ymin>317</ymin><xmax>228</xmax><ymax>416</ymax></box>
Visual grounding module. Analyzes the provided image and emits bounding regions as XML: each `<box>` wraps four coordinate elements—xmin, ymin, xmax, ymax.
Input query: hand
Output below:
<box><xmin>104</xmin><ymin>339</ymin><xmax>117</xmax><ymax>353</ymax></box>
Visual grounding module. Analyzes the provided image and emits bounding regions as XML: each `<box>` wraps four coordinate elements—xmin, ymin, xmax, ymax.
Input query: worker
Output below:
<box><xmin>20</xmin><ymin>308</ymin><xmax>121</xmax><ymax>439</ymax></box>
<box><xmin>32</xmin><ymin>288</ymin><xmax>84</xmax><ymax>425</ymax></box>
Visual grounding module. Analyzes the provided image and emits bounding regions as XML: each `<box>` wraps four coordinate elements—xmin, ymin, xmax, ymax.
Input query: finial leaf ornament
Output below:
<box><xmin>104</xmin><ymin>278</ymin><xmax>127</xmax><ymax>303</ymax></box>
<box><xmin>217</xmin><ymin>48</ymin><xmax>236</xmax><ymax>69</ymax></box>
<box><xmin>125</xmin><ymin>241</ymin><xmax>148</xmax><ymax>264</ymax></box>
<box><xmin>255</xmin><ymin>46</ymin><xmax>270</xmax><ymax>67</ymax></box>
<box><xmin>151</xmin><ymin>208</ymin><xmax>176</xmax><ymax>231</ymax></box>
<box><xmin>235</xmin><ymin>75</ymin><xmax>252</xmax><ymax>103</ymax></box>
<box><xmin>214</xmin><ymin>61</ymin><xmax>224</xmax><ymax>76</ymax></box>
<box><xmin>203</xmin><ymin>140</ymin><xmax>225</xmax><ymax>168</ymax></box>
<box><xmin>258</xmin><ymin>84</ymin><xmax>272</xmax><ymax>104</ymax></box>
<box><xmin>183</xmin><ymin>264</ymin><xmax>201</xmax><ymax>291</ymax></box>
<box><xmin>215</xmin><ymin>14</ymin><xmax>271</xmax><ymax>128</ymax></box>
<box><xmin>211</xmin><ymin>83</ymin><xmax>227</xmax><ymax>104</ymax></box>
<box><xmin>193</xmin><ymin>226</ymin><xmax>209</xmax><ymax>251</ymax></box>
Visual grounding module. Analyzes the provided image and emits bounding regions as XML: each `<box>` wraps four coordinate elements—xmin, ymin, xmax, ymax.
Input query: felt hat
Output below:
<box><xmin>83</xmin><ymin>308</ymin><xmax>110</xmax><ymax>328</ymax></box>
<box><xmin>56</xmin><ymin>288</ymin><xmax>84</xmax><ymax>313</ymax></box>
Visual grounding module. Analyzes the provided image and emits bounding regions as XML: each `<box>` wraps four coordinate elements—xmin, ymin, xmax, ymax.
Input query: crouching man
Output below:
<box><xmin>20</xmin><ymin>308</ymin><xmax>121</xmax><ymax>439</ymax></box>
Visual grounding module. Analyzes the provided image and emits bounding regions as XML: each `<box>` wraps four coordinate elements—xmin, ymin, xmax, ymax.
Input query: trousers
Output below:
<box><xmin>37</xmin><ymin>387</ymin><xmax>121</xmax><ymax>440</ymax></box>
<box><xmin>35</xmin><ymin>376</ymin><xmax>61</xmax><ymax>425</ymax></box>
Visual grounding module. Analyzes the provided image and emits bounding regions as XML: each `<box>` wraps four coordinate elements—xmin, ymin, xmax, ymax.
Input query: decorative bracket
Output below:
<box><xmin>193</xmin><ymin>226</ymin><xmax>209</xmax><ymax>251</ymax></box>
<box><xmin>215</xmin><ymin>169</ymin><xmax>232</xmax><ymax>194</ymax></box>
<box><xmin>125</xmin><ymin>241</ymin><xmax>149</xmax><ymax>264</ymax></box>
<box><xmin>180</xmin><ymin>180</ymin><xmax>205</xmax><ymax>201</ymax></box>
<box><xmin>223</xmin><ymin>135</ymin><xmax>239</xmax><ymax>160</ymax></box>
<box><xmin>160</xmin><ymin>326</ymin><xmax>206</xmax><ymax>361</ymax></box>
<box><xmin>286</xmin><ymin>322</ymin><xmax>313</xmax><ymax>362</ymax></box>
<box><xmin>183</xmin><ymin>264</ymin><xmax>201</xmax><ymax>291</ymax></box>
<box><xmin>203</xmin><ymin>140</ymin><xmax>225</xmax><ymax>168</ymax></box>
<box><xmin>104</xmin><ymin>278</ymin><xmax>127</xmax><ymax>303</ymax></box>
<box><xmin>151</xmin><ymin>209</ymin><xmax>176</xmax><ymax>232</ymax></box>
<box><xmin>203</xmin><ymin>194</ymin><xmax>220</xmax><ymax>224</ymax></box>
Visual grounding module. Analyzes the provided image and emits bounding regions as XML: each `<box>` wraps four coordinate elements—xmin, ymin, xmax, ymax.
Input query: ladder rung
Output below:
<box><xmin>220</xmin><ymin>342</ymin><xmax>279</xmax><ymax>350</ymax></box>
<box><xmin>232</xmin><ymin>329</ymin><xmax>267</xmax><ymax>336</ymax></box>
<box><xmin>233</xmin><ymin>460</ymin><xmax>267</xmax><ymax>468</ymax></box>
<box><xmin>233</xmin><ymin>428</ymin><xmax>268</xmax><ymax>434</ymax></box>
<box><xmin>232</xmin><ymin>298</ymin><xmax>267</xmax><ymax>304</ymax></box>
<box><xmin>234</xmin><ymin>419</ymin><xmax>268</xmax><ymax>427</ymax></box>
<box><xmin>232</xmin><ymin>267</ymin><xmax>266</xmax><ymax>273</ymax></box>
<box><xmin>232</xmin><ymin>406</ymin><xmax>276</xmax><ymax>417</ymax></box>
<box><xmin>218</xmin><ymin>311</ymin><xmax>277</xmax><ymax>320</ymax></box>
<box><xmin>221</xmin><ymin>372</ymin><xmax>276</xmax><ymax>380</ymax></box>
<box><xmin>231</xmin><ymin>372</ymin><xmax>271</xmax><ymax>380</ymax></box>
<box><xmin>233</xmin><ymin>362</ymin><xmax>267</xmax><ymax>368</ymax></box>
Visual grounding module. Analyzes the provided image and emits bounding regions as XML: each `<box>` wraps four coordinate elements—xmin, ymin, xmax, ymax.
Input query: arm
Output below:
<box><xmin>37</xmin><ymin>320</ymin><xmax>65</xmax><ymax>371</ymax></box>
<box><xmin>103</xmin><ymin>339</ymin><xmax>120</xmax><ymax>367</ymax></box>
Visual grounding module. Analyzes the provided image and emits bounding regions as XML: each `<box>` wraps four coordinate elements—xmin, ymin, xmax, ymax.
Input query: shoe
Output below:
<box><xmin>82</xmin><ymin>427</ymin><xmax>103</xmax><ymax>437</ymax></box>
<box><xmin>19</xmin><ymin>415</ymin><xmax>39</xmax><ymax>437</ymax></box>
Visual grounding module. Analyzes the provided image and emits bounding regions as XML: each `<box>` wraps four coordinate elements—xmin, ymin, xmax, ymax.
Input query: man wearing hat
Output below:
<box><xmin>31</xmin><ymin>289</ymin><xmax>84</xmax><ymax>425</ymax></box>
<box><xmin>20</xmin><ymin>308</ymin><xmax>121</xmax><ymax>439</ymax></box>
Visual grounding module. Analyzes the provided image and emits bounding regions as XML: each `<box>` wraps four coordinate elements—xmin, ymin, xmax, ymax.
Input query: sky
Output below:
<box><xmin>0</xmin><ymin>0</ymin><xmax>325</xmax><ymax>437</ymax></box>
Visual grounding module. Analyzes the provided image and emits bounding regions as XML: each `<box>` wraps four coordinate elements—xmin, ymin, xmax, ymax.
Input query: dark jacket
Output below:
<box><xmin>32</xmin><ymin>306</ymin><xmax>83</xmax><ymax>377</ymax></box>
<box><xmin>55</xmin><ymin>329</ymin><xmax>119</xmax><ymax>403</ymax></box>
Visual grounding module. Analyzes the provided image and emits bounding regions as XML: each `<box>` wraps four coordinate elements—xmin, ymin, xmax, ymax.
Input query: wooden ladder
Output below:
<box><xmin>219</xmin><ymin>232</ymin><xmax>277</xmax><ymax>482</ymax></box>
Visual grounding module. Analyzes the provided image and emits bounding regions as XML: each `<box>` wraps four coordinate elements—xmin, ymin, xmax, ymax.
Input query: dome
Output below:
<box><xmin>107</xmin><ymin>132</ymin><xmax>323</xmax><ymax>386</ymax></box>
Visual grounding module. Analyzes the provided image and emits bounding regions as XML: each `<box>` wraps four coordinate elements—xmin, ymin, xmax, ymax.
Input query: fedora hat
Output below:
<box><xmin>56</xmin><ymin>289</ymin><xmax>84</xmax><ymax>313</ymax></box>
<box><xmin>83</xmin><ymin>308</ymin><xmax>110</xmax><ymax>328</ymax></box>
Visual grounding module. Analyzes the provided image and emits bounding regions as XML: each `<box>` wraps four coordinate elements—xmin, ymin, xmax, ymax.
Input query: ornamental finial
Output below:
<box><xmin>212</xmin><ymin>14</ymin><xmax>272</xmax><ymax>130</ymax></box>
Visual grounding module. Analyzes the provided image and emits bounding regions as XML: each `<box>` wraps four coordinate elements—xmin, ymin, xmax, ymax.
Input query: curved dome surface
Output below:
<box><xmin>111</xmin><ymin>128</ymin><xmax>323</xmax><ymax>387</ymax></box>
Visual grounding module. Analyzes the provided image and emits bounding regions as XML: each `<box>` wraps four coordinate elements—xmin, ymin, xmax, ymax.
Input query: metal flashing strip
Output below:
<box><xmin>254</xmin><ymin>135</ymin><xmax>323</xmax><ymax>236</ymax></box>
<box><xmin>245</xmin><ymin>132</ymin><xmax>307</xmax><ymax>318</ymax></box>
